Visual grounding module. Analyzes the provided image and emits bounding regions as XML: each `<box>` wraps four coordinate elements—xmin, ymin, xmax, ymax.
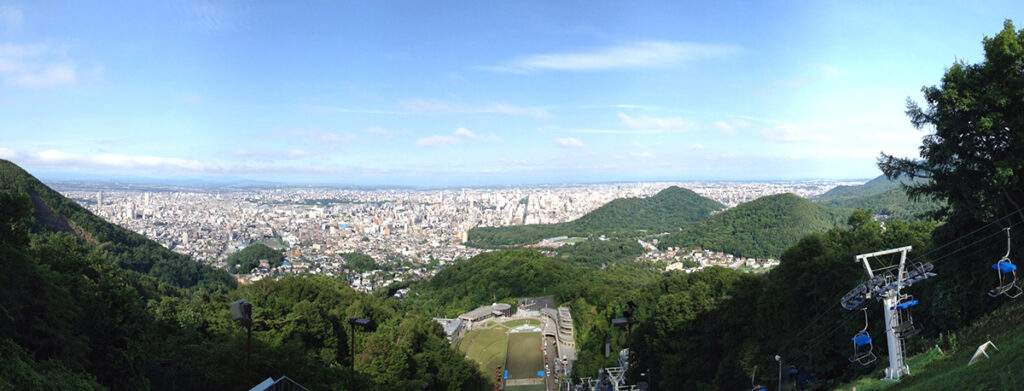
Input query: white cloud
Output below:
<box><xmin>30</xmin><ymin>149</ymin><xmax>221</xmax><ymax>172</ymax></box>
<box><xmin>416</xmin><ymin>127</ymin><xmax>496</xmax><ymax>147</ymax></box>
<box><xmin>416</xmin><ymin>135</ymin><xmax>460</xmax><ymax>147</ymax></box>
<box><xmin>0</xmin><ymin>43</ymin><xmax>79</xmax><ymax>88</ymax></box>
<box><xmin>484</xmin><ymin>41</ymin><xmax>742</xmax><ymax>73</ymax></box>
<box><xmin>630</xmin><ymin>152</ymin><xmax>654</xmax><ymax>158</ymax></box>
<box><xmin>554</xmin><ymin>137</ymin><xmax>585</xmax><ymax>148</ymax></box>
<box><xmin>690</xmin><ymin>144</ymin><xmax>707</xmax><ymax>150</ymax></box>
<box><xmin>455</xmin><ymin>127</ymin><xmax>481</xmax><ymax>140</ymax></box>
<box><xmin>400</xmin><ymin>99</ymin><xmax>551</xmax><ymax>119</ymax></box>
<box><xmin>618</xmin><ymin>112</ymin><xmax>692</xmax><ymax>130</ymax></box>
<box><xmin>234</xmin><ymin>149</ymin><xmax>314</xmax><ymax>159</ymax></box>
<box><xmin>713</xmin><ymin>121</ymin><xmax>735</xmax><ymax>136</ymax></box>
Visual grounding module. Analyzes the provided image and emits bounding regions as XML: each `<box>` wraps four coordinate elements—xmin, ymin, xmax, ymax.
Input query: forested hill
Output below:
<box><xmin>814</xmin><ymin>175</ymin><xmax>941</xmax><ymax>221</ymax></box>
<box><xmin>467</xmin><ymin>186</ymin><xmax>724</xmax><ymax>247</ymax></box>
<box><xmin>815</xmin><ymin>175</ymin><xmax>906</xmax><ymax>201</ymax></box>
<box><xmin>659</xmin><ymin>193</ymin><xmax>845</xmax><ymax>258</ymax></box>
<box><xmin>0</xmin><ymin>161</ymin><xmax>487</xmax><ymax>390</ymax></box>
<box><xmin>0</xmin><ymin>159</ymin><xmax>233</xmax><ymax>288</ymax></box>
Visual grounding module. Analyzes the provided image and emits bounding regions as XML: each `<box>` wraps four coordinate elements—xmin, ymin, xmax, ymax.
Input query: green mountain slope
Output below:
<box><xmin>0</xmin><ymin>159</ymin><xmax>233</xmax><ymax>288</ymax></box>
<box><xmin>467</xmin><ymin>186</ymin><xmax>724</xmax><ymax>247</ymax></box>
<box><xmin>815</xmin><ymin>175</ymin><xmax>941</xmax><ymax>221</ymax></box>
<box><xmin>0</xmin><ymin>161</ymin><xmax>487</xmax><ymax>390</ymax></box>
<box><xmin>816</xmin><ymin>175</ymin><xmax>908</xmax><ymax>202</ymax></box>
<box><xmin>659</xmin><ymin>193</ymin><xmax>845</xmax><ymax>258</ymax></box>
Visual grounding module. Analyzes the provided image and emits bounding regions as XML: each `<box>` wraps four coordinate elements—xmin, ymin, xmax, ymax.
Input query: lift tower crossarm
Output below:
<box><xmin>854</xmin><ymin>245</ymin><xmax>913</xmax><ymax>278</ymax></box>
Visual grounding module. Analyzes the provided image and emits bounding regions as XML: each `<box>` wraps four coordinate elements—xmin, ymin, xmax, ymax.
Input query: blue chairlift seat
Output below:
<box><xmin>895</xmin><ymin>300</ymin><xmax>919</xmax><ymax>310</ymax></box>
<box><xmin>989</xmin><ymin>258</ymin><xmax>1023</xmax><ymax>298</ymax></box>
<box><xmin>993</xmin><ymin>261</ymin><xmax>1017</xmax><ymax>274</ymax></box>
<box><xmin>852</xmin><ymin>333</ymin><xmax>872</xmax><ymax>346</ymax></box>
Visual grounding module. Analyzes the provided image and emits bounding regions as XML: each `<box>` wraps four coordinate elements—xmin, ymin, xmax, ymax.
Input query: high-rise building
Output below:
<box><xmin>97</xmin><ymin>191</ymin><xmax>103</xmax><ymax>206</ymax></box>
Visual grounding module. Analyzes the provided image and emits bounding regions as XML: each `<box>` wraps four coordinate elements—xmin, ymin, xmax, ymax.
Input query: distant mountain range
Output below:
<box><xmin>659</xmin><ymin>193</ymin><xmax>845</xmax><ymax>259</ymax></box>
<box><xmin>814</xmin><ymin>174</ymin><xmax>941</xmax><ymax>221</ymax></box>
<box><xmin>467</xmin><ymin>186</ymin><xmax>725</xmax><ymax>247</ymax></box>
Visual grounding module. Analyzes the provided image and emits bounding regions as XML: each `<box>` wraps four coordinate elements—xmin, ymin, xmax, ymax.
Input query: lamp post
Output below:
<box><xmin>230</xmin><ymin>299</ymin><xmax>253</xmax><ymax>383</ymax></box>
<box><xmin>348</xmin><ymin>317</ymin><xmax>372</xmax><ymax>391</ymax></box>
<box><xmin>612</xmin><ymin>301</ymin><xmax>638</xmax><ymax>385</ymax></box>
<box><xmin>774</xmin><ymin>355</ymin><xmax>782</xmax><ymax>391</ymax></box>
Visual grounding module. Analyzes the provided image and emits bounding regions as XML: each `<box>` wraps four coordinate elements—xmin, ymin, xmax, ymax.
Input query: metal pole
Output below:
<box><xmin>626</xmin><ymin>322</ymin><xmax>633</xmax><ymax>386</ymax></box>
<box><xmin>350</xmin><ymin>322</ymin><xmax>355</xmax><ymax>391</ymax></box>
<box><xmin>247</xmin><ymin>323</ymin><xmax>252</xmax><ymax>384</ymax></box>
<box><xmin>775</xmin><ymin>355</ymin><xmax>781</xmax><ymax>391</ymax></box>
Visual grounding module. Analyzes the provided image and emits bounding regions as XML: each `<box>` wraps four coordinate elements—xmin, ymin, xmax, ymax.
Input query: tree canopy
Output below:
<box><xmin>226</xmin><ymin>243</ymin><xmax>284</xmax><ymax>273</ymax></box>
<box><xmin>880</xmin><ymin>20</ymin><xmax>1024</xmax><ymax>224</ymax></box>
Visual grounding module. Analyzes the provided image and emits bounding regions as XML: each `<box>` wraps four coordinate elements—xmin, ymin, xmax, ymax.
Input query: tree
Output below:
<box><xmin>880</xmin><ymin>20</ymin><xmax>1024</xmax><ymax>224</ymax></box>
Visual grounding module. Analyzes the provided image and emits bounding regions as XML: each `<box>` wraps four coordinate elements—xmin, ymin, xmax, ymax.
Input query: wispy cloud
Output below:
<box><xmin>690</xmin><ymin>144</ymin><xmax>707</xmax><ymax>150</ymax></box>
<box><xmin>21</xmin><ymin>149</ymin><xmax>222</xmax><ymax>172</ymax></box>
<box><xmin>185</xmin><ymin>1</ymin><xmax>245</xmax><ymax>31</ymax></box>
<box><xmin>454</xmin><ymin>127</ymin><xmax>480</xmax><ymax>140</ymax></box>
<box><xmin>759</xmin><ymin>125</ymin><xmax>833</xmax><ymax>143</ymax></box>
<box><xmin>713</xmin><ymin>121</ymin><xmax>735</xmax><ymax>136</ymax></box>
<box><xmin>0</xmin><ymin>42</ymin><xmax>80</xmax><ymax>88</ymax></box>
<box><xmin>618</xmin><ymin>112</ymin><xmax>692</xmax><ymax>130</ymax></box>
<box><xmin>818</xmin><ymin>63</ymin><xmax>841</xmax><ymax>77</ymax></box>
<box><xmin>416</xmin><ymin>127</ymin><xmax>492</xmax><ymax>147</ymax></box>
<box><xmin>234</xmin><ymin>149</ymin><xmax>315</xmax><ymax>159</ymax></box>
<box><xmin>483</xmin><ymin>41</ymin><xmax>742</xmax><ymax>73</ymax></box>
<box><xmin>415</xmin><ymin>135</ymin><xmax>460</xmax><ymax>147</ymax></box>
<box><xmin>399</xmin><ymin>99</ymin><xmax>551</xmax><ymax>119</ymax></box>
<box><xmin>286</xmin><ymin>130</ymin><xmax>358</xmax><ymax>143</ymax></box>
<box><xmin>554</xmin><ymin>137</ymin><xmax>585</xmax><ymax>148</ymax></box>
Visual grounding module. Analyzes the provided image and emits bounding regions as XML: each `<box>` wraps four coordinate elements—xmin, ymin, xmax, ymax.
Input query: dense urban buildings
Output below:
<box><xmin>55</xmin><ymin>180</ymin><xmax>858</xmax><ymax>290</ymax></box>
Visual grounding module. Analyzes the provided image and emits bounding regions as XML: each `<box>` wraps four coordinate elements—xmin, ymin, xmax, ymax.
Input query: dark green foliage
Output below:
<box><xmin>815</xmin><ymin>175</ymin><xmax>942</xmax><ymax>221</ymax></box>
<box><xmin>572</xmin><ymin>211</ymin><xmax>938</xmax><ymax>390</ymax></box>
<box><xmin>0</xmin><ymin>161</ymin><xmax>487</xmax><ymax>390</ymax></box>
<box><xmin>661</xmin><ymin>193</ymin><xmax>846</xmax><ymax>258</ymax></box>
<box><xmin>342</xmin><ymin>252</ymin><xmax>378</xmax><ymax>272</ymax></box>
<box><xmin>554</xmin><ymin>238</ymin><xmax>644</xmax><ymax>266</ymax></box>
<box><xmin>467</xmin><ymin>186</ymin><xmax>724</xmax><ymax>247</ymax></box>
<box><xmin>226</xmin><ymin>243</ymin><xmax>284</xmax><ymax>273</ymax></box>
<box><xmin>0</xmin><ymin>159</ymin><xmax>234</xmax><ymax>289</ymax></box>
<box><xmin>411</xmin><ymin>249</ymin><xmax>574</xmax><ymax>316</ymax></box>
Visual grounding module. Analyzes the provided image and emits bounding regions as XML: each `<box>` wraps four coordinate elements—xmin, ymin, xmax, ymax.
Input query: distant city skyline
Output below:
<box><xmin>2</xmin><ymin>1</ymin><xmax>1023</xmax><ymax>185</ymax></box>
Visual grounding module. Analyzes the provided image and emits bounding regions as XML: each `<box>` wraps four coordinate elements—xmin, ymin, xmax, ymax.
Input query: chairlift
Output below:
<box><xmin>748</xmin><ymin>365</ymin><xmax>767</xmax><ymax>391</ymax></box>
<box><xmin>849</xmin><ymin>308</ymin><xmax>877</xmax><ymax>365</ymax></box>
<box><xmin>988</xmin><ymin>228</ymin><xmax>1023</xmax><ymax>298</ymax></box>
<box><xmin>890</xmin><ymin>295</ymin><xmax>921</xmax><ymax>339</ymax></box>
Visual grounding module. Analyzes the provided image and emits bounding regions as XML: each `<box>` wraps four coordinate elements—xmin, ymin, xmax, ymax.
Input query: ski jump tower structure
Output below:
<box><xmin>841</xmin><ymin>246</ymin><xmax>936</xmax><ymax>381</ymax></box>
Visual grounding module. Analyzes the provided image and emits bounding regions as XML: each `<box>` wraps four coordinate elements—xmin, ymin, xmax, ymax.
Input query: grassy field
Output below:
<box><xmin>459</xmin><ymin>326</ymin><xmax>508</xmax><ymax>374</ymax></box>
<box><xmin>833</xmin><ymin>299</ymin><xmax>1024</xmax><ymax>391</ymax></box>
<box><xmin>506</xmin><ymin>332</ymin><xmax>544</xmax><ymax>379</ymax></box>
<box><xmin>503</xmin><ymin>318</ymin><xmax>541</xmax><ymax>328</ymax></box>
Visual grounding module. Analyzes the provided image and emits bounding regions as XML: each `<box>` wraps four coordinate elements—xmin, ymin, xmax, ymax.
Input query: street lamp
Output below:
<box><xmin>612</xmin><ymin>301</ymin><xmax>638</xmax><ymax>385</ymax></box>
<box><xmin>774</xmin><ymin>355</ymin><xmax>782</xmax><ymax>391</ymax></box>
<box><xmin>230</xmin><ymin>299</ymin><xmax>253</xmax><ymax>383</ymax></box>
<box><xmin>348</xmin><ymin>317</ymin><xmax>373</xmax><ymax>391</ymax></box>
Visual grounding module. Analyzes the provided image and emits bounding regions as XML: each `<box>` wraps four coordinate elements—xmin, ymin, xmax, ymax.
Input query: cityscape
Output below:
<box><xmin>55</xmin><ymin>179</ymin><xmax>858</xmax><ymax>291</ymax></box>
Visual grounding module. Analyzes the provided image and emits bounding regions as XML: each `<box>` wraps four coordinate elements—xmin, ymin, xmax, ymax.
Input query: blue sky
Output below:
<box><xmin>1</xmin><ymin>1</ymin><xmax>1022</xmax><ymax>186</ymax></box>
